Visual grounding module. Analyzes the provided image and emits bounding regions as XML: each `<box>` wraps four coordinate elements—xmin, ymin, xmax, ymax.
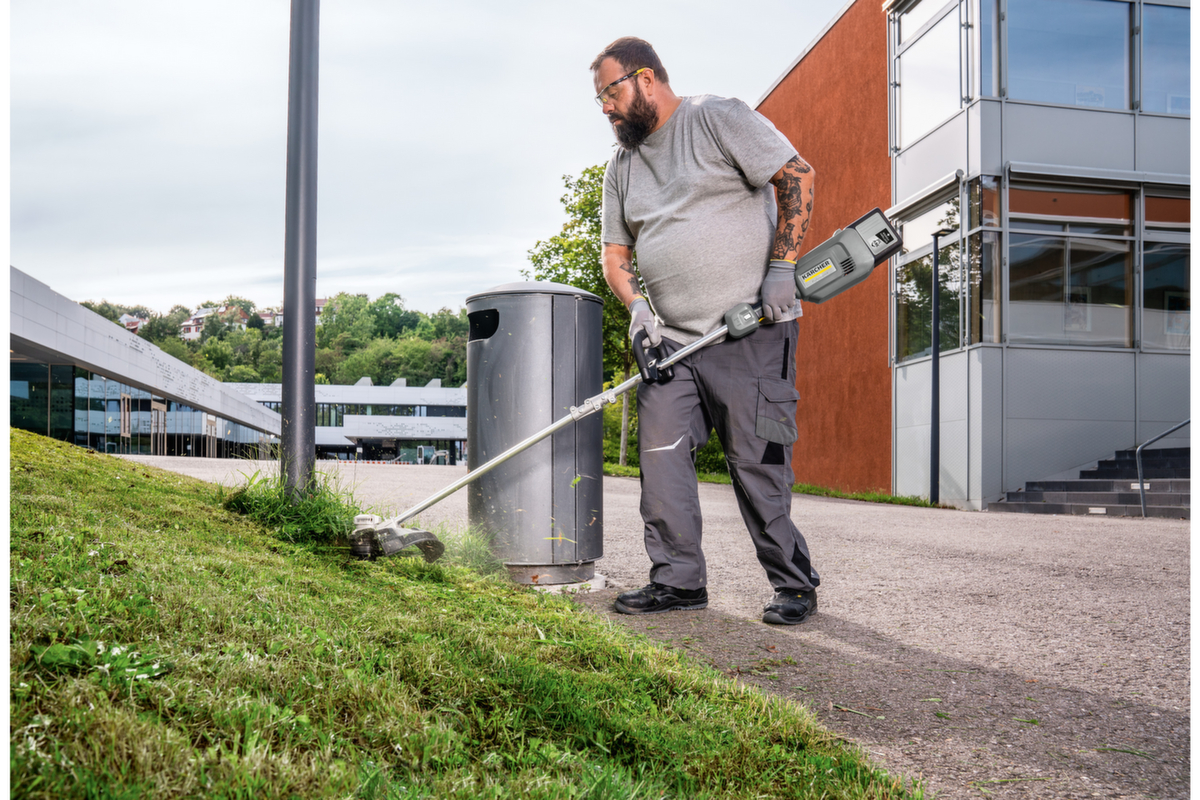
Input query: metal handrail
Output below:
<box><xmin>1137</xmin><ymin>419</ymin><xmax>1190</xmax><ymax>517</ymax></box>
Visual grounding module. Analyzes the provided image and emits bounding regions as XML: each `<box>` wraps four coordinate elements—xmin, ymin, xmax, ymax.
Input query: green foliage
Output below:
<box><xmin>219</xmin><ymin>468</ymin><xmax>360</xmax><ymax>545</ymax></box>
<box><xmin>80</xmin><ymin>300</ymin><xmax>154</xmax><ymax>327</ymax></box>
<box><xmin>370</xmin><ymin>293</ymin><xmax>423</xmax><ymax>339</ymax></box>
<box><xmin>200</xmin><ymin>337</ymin><xmax>233</xmax><ymax>372</ymax></box>
<box><xmin>330</xmin><ymin>335</ymin><xmax>466</xmax><ymax>387</ymax></box>
<box><xmin>200</xmin><ymin>313</ymin><xmax>225</xmax><ymax>343</ymax></box>
<box><xmin>316</xmin><ymin>292</ymin><xmax>376</xmax><ymax>351</ymax></box>
<box><xmin>222</xmin><ymin>364</ymin><xmax>260</xmax><ymax>383</ymax></box>
<box><xmin>414</xmin><ymin>307</ymin><xmax>469</xmax><ymax>342</ymax></box>
<box><xmin>221</xmin><ymin>295</ymin><xmax>257</xmax><ymax>316</ymax></box>
<box><xmin>693</xmin><ymin>431</ymin><xmax>729</xmax><ymax>475</ymax></box>
<box><xmin>155</xmin><ymin>336</ymin><xmax>190</xmax><ymax>362</ymax></box>
<box><xmin>525</xmin><ymin>165</ymin><xmax>634</xmax><ymax>385</ymax></box>
<box><xmin>138</xmin><ymin>307</ymin><xmax>189</xmax><ymax>343</ymax></box>
<box><xmin>10</xmin><ymin>428</ymin><xmax>921</xmax><ymax>800</ymax></box>
<box><xmin>602</xmin><ymin>384</ymin><xmax>638</xmax><ymax>468</ymax></box>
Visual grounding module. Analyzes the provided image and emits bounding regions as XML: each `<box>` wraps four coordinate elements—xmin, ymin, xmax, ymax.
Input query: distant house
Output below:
<box><xmin>179</xmin><ymin>305</ymin><xmax>250</xmax><ymax>341</ymax></box>
<box><xmin>314</xmin><ymin>298</ymin><xmax>328</xmax><ymax>326</ymax></box>
<box><xmin>180</xmin><ymin>307</ymin><xmax>215</xmax><ymax>341</ymax></box>
<box><xmin>257</xmin><ymin>310</ymin><xmax>282</xmax><ymax>327</ymax></box>
<box><xmin>117</xmin><ymin>313</ymin><xmax>147</xmax><ymax>334</ymax></box>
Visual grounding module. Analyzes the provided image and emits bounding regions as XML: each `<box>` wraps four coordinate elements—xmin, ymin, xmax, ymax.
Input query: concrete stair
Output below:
<box><xmin>989</xmin><ymin>448</ymin><xmax>1189</xmax><ymax>519</ymax></box>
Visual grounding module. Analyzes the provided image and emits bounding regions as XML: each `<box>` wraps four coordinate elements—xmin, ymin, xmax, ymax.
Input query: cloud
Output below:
<box><xmin>12</xmin><ymin>0</ymin><xmax>847</xmax><ymax>314</ymax></box>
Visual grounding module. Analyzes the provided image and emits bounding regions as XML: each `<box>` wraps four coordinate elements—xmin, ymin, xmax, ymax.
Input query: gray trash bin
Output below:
<box><xmin>465</xmin><ymin>282</ymin><xmax>603</xmax><ymax>584</ymax></box>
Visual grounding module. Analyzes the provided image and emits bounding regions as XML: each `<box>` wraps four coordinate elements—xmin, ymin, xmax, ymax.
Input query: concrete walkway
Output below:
<box><xmin>123</xmin><ymin>456</ymin><xmax>1190</xmax><ymax>799</ymax></box>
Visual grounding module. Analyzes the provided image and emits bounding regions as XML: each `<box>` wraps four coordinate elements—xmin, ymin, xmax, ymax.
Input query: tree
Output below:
<box><xmin>200</xmin><ymin>337</ymin><xmax>233</xmax><ymax>372</ymax></box>
<box><xmin>525</xmin><ymin>164</ymin><xmax>639</xmax><ymax>464</ymax></box>
<box><xmin>222</xmin><ymin>295</ymin><xmax>256</xmax><ymax>316</ymax></box>
<box><xmin>81</xmin><ymin>299</ymin><xmax>154</xmax><ymax>326</ymax></box>
<box><xmin>370</xmin><ymin>293</ymin><xmax>422</xmax><ymax>338</ymax></box>
<box><xmin>316</xmin><ymin>292</ymin><xmax>375</xmax><ymax>351</ymax></box>
<box><xmin>414</xmin><ymin>307</ymin><xmax>468</xmax><ymax>341</ymax></box>
<box><xmin>139</xmin><ymin>305</ymin><xmax>190</xmax><ymax>344</ymax></box>
<box><xmin>200</xmin><ymin>313</ymin><xmax>226</xmax><ymax>343</ymax></box>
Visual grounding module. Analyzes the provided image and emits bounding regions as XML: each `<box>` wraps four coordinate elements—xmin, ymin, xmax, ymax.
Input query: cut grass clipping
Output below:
<box><xmin>11</xmin><ymin>428</ymin><xmax>922</xmax><ymax>799</ymax></box>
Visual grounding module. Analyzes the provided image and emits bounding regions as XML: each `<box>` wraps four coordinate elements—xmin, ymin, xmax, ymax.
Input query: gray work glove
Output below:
<box><xmin>628</xmin><ymin>298</ymin><xmax>661</xmax><ymax>346</ymax></box>
<box><xmin>761</xmin><ymin>260</ymin><xmax>798</xmax><ymax>323</ymax></box>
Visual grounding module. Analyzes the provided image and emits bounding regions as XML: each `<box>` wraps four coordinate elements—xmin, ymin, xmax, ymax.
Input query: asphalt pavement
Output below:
<box><xmin>122</xmin><ymin>455</ymin><xmax>1191</xmax><ymax>799</ymax></box>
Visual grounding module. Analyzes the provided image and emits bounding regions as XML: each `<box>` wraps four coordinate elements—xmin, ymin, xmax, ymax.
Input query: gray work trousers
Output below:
<box><xmin>636</xmin><ymin>319</ymin><xmax>820</xmax><ymax>593</ymax></box>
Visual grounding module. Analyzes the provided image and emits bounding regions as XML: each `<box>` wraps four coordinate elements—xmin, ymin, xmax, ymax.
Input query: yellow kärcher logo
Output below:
<box><xmin>800</xmin><ymin>258</ymin><xmax>836</xmax><ymax>287</ymax></box>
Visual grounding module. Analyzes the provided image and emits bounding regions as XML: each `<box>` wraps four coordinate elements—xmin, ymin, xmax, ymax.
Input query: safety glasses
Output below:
<box><xmin>594</xmin><ymin>67</ymin><xmax>647</xmax><ymax>107</ymax></box>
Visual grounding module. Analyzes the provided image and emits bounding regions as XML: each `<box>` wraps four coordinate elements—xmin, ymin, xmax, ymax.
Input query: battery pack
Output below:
<box><xmin>793</xmin><ymin>208</ymin><xmax>902</xmax><ymax>304</ymax></box>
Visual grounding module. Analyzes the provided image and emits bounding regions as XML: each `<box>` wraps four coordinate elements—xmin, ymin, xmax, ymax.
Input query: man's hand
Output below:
<box><xmin>628</xmin><ymin>298</ymin><xmax>661</xmax><ymax>346</ymax></box>
<box><xmin>761</xmin><ymin>260</ymin><xmax>797</xmax><ymax>323</ymax></box>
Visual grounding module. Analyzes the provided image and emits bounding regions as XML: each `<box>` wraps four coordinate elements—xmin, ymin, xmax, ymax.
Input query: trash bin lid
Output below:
<box><xmin>466</xmin><ymin>281</ymin><xmax>603</xmax><ymax>304</ymax></box>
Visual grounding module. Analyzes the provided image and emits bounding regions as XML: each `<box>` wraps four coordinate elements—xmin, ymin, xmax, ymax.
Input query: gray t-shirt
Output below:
<box><xmin>601</xmin><ymin>94</ymin><xmax>800</xmax><ymax>344</ymax></box>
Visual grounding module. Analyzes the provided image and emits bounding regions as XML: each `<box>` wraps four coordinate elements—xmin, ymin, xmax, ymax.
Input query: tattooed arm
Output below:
<box><xmin>601</xmin><ymin>242</ymin><xmax>643</xmax><ymax>308</ymax></box>
<box><xmin>768</xmin><ymin>155</ymin><xmax>815</xmax><ymax>262</ymax></box>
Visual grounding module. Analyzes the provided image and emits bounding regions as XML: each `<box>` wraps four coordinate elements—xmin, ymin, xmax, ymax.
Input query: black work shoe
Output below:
<box><xmin>614</xmin><ymin>583</ymin><xmax>708</xmax><ymax>615</ymax></box>
<box><xmin>762</xmin><ymin>588</ymin><xmax>817</xmax><ymax>625</ymax></box>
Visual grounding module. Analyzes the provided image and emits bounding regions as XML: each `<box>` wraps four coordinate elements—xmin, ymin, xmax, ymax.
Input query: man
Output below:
<box><xmin>593</xmin><ymin>37</ymin><xmax>819</xmax><ymax>625</ymax></box>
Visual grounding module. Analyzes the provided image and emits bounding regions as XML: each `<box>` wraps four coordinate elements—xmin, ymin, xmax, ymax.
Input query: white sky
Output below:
<box><xmin>11</xmin><ymin>0</ymin><xmax>847</xmax><ymax>315</ymax></box>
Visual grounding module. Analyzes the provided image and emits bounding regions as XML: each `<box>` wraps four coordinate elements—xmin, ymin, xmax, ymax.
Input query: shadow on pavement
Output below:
<box><xmin>574</xmin><ymin>590</ymin><xmax>1188</xmax><ymax>800</ymax></box>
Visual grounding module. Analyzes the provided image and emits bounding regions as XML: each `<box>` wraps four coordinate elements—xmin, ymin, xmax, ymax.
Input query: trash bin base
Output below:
<box><xmin>506</xmin><ymin>561</ymin><xmax>595</xmax><ymax>585</ymax></box>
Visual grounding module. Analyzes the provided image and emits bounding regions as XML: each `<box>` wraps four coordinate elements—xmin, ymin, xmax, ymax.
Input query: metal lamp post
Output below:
<box><xmin>281</xmin><ymin>0</ymin><xmax>320</xmax><ymax>499</ymax></box>
<box><xmin>929</xmin><ymin>228</ymin><xmax>956</xmax><ymax>505</ymax></box>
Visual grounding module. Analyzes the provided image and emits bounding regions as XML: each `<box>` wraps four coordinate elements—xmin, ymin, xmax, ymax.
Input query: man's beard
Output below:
<box><xmin>608</xmin><ymin>83</ymin><xmax>657</xmax><ymax>150</ymax></box>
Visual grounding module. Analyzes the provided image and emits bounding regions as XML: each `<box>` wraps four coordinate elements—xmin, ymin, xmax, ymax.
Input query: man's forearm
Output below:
<box><xmin>769</xmin><ymin>155</ymin><xmax>815</xmax><ymax>263</ymax></box>
<box><xmin>602</xmin><ymin>243</ymin><xmax>642</xmax><ymax>308</ymax></box>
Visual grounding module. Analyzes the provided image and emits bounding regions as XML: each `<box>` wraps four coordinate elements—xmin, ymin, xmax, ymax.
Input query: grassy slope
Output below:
<box><xmin>10</xmin><ymin>429</ymin><xmax>921</xmax><ymax>799</ymax></box>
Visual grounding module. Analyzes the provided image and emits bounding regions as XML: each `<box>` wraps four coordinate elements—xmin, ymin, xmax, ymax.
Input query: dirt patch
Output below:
<box><xmin>574</xmin><ymin>590</ymin><xmax>1188</xmax><ymax>799</ymax></box>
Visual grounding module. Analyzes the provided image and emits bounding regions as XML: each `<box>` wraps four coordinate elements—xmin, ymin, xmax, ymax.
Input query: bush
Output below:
<box><xmin>220</xmin><ymin>468</ymin><xmax>360</xmax><ymax>545</ymax></box>
<box><xmin>693</xmin><ymin>430</ymin><xmax>728</xmax><ymax>475</ymax></box>
<box><xmin>602</xmin><ymin>383</ymin><xmax>639</xmax><ymax>468</ymax></box>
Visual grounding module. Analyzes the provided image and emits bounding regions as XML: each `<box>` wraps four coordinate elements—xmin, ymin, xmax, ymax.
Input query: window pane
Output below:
<box><xmin>896</xmin><ymin>241</ymin><xmax>962</xmax><ymax>360</ymax></box>
<box><xmin>11</xmin><ymin>362</ymin><xmax>49</xmax><ymax>436</ymax></box>
<box><xmin>1008</xmin><ymin>0</ymin><xmax>1131</xmax><ymax>110</ymax></box>
<box><xmin>900</xmin><ymin>0</ymin><xmax>951</xmax><ymax>42</ymax></box>
<box><xmin>979</xmin><ymin>0</ymin><xmax>999</xmax><ymax>97</ymax></box>
<box><xmin>1010</xmin><ymin>184</ymin><xmax>1132</xmax><ymax>235</ymax></box>
<box><xmin>1143</xmin><ymin>243</ymin><xmax>1189</xmax><ymax>350</ymax></box>
<box><xmin>1009</xmin><ymin>234</ymin><xmax>1132</xmax><ymax>346</ymax></box>
<box><xmin>899</xmin><ymin>10</ymin><xmax>961</xmax><ymax>147</ymax></box>
<box><xmin>1010</xmin><ymin>185</ymin><xmax>1131</xmax><ymax>220</ymax></box>
<box><xmin>969</xmin><ymin>176</ymin><xmax>1000</xmax><ymax>229</ymax></box>
<box><xmin>900</xmin><ymin>196</ymin><xmax>961</xmax><ymax>257</ymax></box>
<box><xmin>1142</xmin><ymin>5</ymin><xmax>1190</xmax><ymax>115</ymax></box>
<box><xmin>969</xmin><ymin>231</ymin><xmax>1002</xmax><ymax>343</ymax></box>
<box><xmin>1146</xmin><ymin>196</ymin><xmax>1190</xmax><ymax>231</ymax></box>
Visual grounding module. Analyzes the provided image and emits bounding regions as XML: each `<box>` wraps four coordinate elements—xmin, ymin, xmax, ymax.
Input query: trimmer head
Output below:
<box><xmin>373</xmin><ymin>525</ymin><xmax>445</xmax><ymax>562</ymax></box>
<box><xmin>350</xmin><ymin>515</ymin><xmax>445</xmax><ymax>563</ymax></box>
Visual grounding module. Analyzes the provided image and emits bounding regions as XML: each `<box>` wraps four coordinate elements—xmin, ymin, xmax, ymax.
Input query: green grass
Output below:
<box><xmin>603</xmin><ymin>463</ymin><xmax>945</xmax><ymax>509</ymax></box>
<box><xmin>11</xmin><ymin>428</ymin><xmax>922</xmax><ymax>799</ymax></box>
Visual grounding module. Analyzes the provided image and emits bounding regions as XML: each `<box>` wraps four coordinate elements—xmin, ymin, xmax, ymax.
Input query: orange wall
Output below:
<box><xmin>758</xmin><ymin>0</ymin><xmax>893</xmax><ymax>492</ymax></box>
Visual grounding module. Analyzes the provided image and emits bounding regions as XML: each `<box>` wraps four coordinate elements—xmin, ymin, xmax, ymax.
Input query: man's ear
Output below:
<box><xmin>639</xmin><ymin>67</ymin><xmax>659</xmax><ymax>97</ymax></box>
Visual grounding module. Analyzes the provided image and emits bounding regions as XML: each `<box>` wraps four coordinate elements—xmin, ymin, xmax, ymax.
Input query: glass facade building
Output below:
<box><xmin>230</xmin><ymin>383</ymin><xmax>468</xmax><ymax>464</ymax></box>
<box><xmin>885</xmin><ymin>0</ymin><xmax>1189</xmax><ymax>506</ymax></box>
<box><xmin>11</xmin><ymin>359</ymin><xmax>271</xmax><ymax>458</ymax></box>
<box><xmin>9</xmin><ymin>267</ymin><xmax>280</xmax><ymax>459</ymax></box>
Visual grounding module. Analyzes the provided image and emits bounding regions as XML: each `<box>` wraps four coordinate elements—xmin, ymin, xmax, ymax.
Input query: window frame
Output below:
<box><xmin>893</xmin><ymin>185</ymin><xmax>969</xmax><ymax>363</ymax></box>
<box><xmin>890</xmin><ymin>0</ymin><xmax>966</xmax><ymax>153</ymax></box>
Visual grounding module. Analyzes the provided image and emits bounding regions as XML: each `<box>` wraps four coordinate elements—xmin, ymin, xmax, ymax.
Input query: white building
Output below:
<box><xmin>227</xmin><ymin>378</ymin><xmax>467</xmax><ymax>463</ymax></box>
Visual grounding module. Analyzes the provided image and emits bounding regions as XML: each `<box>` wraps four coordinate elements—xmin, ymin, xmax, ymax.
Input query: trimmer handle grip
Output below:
<box><xmin>633</xmin><ymin>330</ymin><xmax>659</xmax><ymax>384</ymax></box>
<box><xmin>632</xmin><ymin>331</ymin><xmax>674</xmax><ymax>385</ymax></box>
